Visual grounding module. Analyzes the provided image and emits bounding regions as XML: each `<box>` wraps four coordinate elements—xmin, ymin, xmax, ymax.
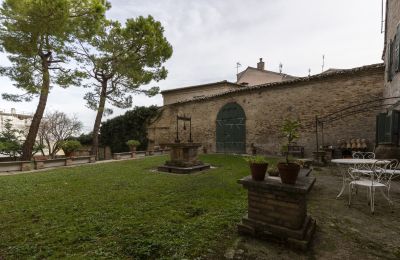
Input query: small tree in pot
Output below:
<box><xmin>245</xmin><ymin>155</ymin><xmax>269</xmax><ymax>181</ymax></box>
<box><xmin>60</xmin><ymin>140</ymin><xmax>82</xmax><ymax>158</ymax></box>
<box><xmin>278</xmin><ymin>119</ymin><xmax>301</xmax><ymax>184</ymax></box>
<box><xmin>126</xmin><ymin>140</ymin><xmax>140</xmax><ymax>152</ymax></box>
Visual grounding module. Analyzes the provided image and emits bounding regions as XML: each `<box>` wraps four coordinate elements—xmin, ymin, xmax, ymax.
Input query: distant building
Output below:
<box><xmin>161</xmin><ymin>58</ymin><xmax>295</xmax><ymax>105</ymax></box>
<box><xmin>236</xmin><ymin>58</ymin><xmax>296</xmax><ymax>86</ymax></box>
<box><xmin>0</xmin><ymin>108</ymin><xmax>33</xmax><ymax>134</ymax></box>
<box><xmin>161</xmin><ymin>81</ymin><xmax>241</xmax><ymax>105</ymax></box>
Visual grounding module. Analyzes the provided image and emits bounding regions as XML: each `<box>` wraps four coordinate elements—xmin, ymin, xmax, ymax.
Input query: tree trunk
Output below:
<box><xmin>21</xmin><ymin>60</ymin><xmax>50</xmax><ymax>161</ymax></box>
<box><xmin>91</xmin><ymin>81</ymin><xmax>107</xmax><ymax>160</ymax></box>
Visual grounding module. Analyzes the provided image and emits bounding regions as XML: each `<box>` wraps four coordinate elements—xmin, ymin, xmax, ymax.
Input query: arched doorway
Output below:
<box><xmin>216</xmin><ymin>102</ymin><xmax>246</xmax><ymax>153</ymax></box>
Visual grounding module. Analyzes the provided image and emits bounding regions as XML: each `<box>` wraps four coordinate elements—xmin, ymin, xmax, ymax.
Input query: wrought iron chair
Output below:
<box><xmin>351</xmin><ymin>151</ymin><xmax>375</xmax><ymax>159</ymax></box>
<box><xmin>351</xmin><ymin>152</ymin><xmax>375</xmax><ymax>173</ymax></box>
<box><xmin>348</xmin><ymin>159</ymin><xmax>397</xmax><ymax>213</ymax></box>
<box><xmin>363</xmin><ymin>152</ymin><xmax>375</xmax><ymax>159</ymax></box>
<box><xmin>352</xmin><ymin>152</ymin><xmax>364</xmax><ymax>159</ymax></box>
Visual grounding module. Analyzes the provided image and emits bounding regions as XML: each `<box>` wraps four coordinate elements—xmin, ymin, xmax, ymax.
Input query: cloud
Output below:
<box><xmin>0</xmin><ymin>0</ymin><xmax>384</xmax><ymax>131</ymax></box>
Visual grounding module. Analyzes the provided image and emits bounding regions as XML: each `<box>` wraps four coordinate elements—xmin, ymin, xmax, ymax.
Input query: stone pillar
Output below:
<box><xmin>21</xmin><ymin>161</ymin><xmax>32</xmax><ymax>171</ymax></box>
<box><xmin>89</xmin><ymin>156</ymin><xmax>96</xmax><ymax>163</ymax></box>
<box><xmin>237</xmin><ymin>175</ymin><xmax>316</xmax><ymax>250</ymax></box>
<box><xmin>65</xmin><ymin>158</ymin><xmax>72</xmax><ymax>166</ymax></box>
<box><xmin>34</xmin><ymin>161</ymin><xmax>44</xmax><ymax>170</ymax></box>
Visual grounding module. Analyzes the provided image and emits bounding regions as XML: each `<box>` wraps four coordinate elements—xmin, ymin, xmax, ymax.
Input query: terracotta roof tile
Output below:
<box><xmin>169</xmin><ymin>63</ymin><xmax>384</xmax><ymax>105</ymax></box>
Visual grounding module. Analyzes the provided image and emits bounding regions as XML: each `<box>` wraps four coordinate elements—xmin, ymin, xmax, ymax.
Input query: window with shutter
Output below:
<box><xmin>391</xmin><ymin>36</ymin><xmax>398</xmax><ymax>77</ymax></box>
<box><xmin>397</xmin><ymin>24</ymin><xmax>400</xmax><ymax>72</ymax></box>
<box><xmin>384</xmin><ymin>113</ymin><xmax>393</xmax><ymax>143</ymax></box>
<box><xmin>388</xmin><ymin>39</ymin><xmax>393</xmax><ymax>81</ymax></box>
<box><xmin>376</xmin><ymin>111</ymin><xmax>400</xmax><ymax>145</ymax></box>
<box><xmin>376</xmin><ymin>113</ymin><xmax>387</xmax><ymax>144</ymax></box>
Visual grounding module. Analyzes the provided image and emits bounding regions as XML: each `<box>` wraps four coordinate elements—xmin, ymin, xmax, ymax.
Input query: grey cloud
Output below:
<box><xmin>0</xmin><ymin>0</ymin><xmax>384</xmax><ymax>131</ymax></box>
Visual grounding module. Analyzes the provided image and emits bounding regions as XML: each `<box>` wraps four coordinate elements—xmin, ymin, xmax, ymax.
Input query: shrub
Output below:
<box><xmin>244</xmin><ymin>155</ymin><xmax>268</xmax><ymax>164</ymax></box>
<box><xmin>126</xmin><ymin>140</ymin><xmax>140</xmax><ymax>147</ymax></box>
<box><xmin>60</xmin><ymin>140</ymin><xmax>82</xmax><ymax>154</ymax></box>
<box><xmin>281</xmin><ymin>119</ymin><xmax>300</xmax><ymax>164</ymax></box>
<box><xmin>100</xmin><ymin>106</ymin><xmax>160</xmax><ymax>153</ymax></box>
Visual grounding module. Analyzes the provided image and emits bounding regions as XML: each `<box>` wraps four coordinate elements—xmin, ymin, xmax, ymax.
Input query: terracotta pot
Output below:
<box><xmin>64</xmin><ymin>151</ymin><xmax>74</xmax><ymax>158</ymax></box>
<box><xmin>249</xmin><ymin>163</ymin><xmax>268</xmax><ymax>181</ymax></box>
<box><xmin>277</xmin><ymin>162</ymin><xmax>300</xmax><ymax>184</ymax></box>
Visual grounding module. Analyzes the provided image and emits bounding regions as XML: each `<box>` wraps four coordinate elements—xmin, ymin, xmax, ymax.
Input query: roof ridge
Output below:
<box><xmin>169</xmin><ymin>63</ymin><xmax>384</xmax><ymax>105</ymax></box>
<box><xmin>244</xmin><ymin>66</ymin><xmax>296</xmax><ymax>78</ymax></box>
<box><xmin>160</xmin><ymin>80</ymin><xmax>240</xmax><ymax>94</ymax></box>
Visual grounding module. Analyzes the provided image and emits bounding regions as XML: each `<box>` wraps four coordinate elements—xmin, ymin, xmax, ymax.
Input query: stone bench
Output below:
<box><xmin>35</xmin><ymin>158</ymin><xmax>65</xmax><ymax>169</ymax></box>
<box><xmin>136</xmin><ymin>151</ymin><xmax>146</xmax><ymax>158</ymax></box>
<box><xmin>68</xmin><ymin>156</ymin><xmax>95</xmax><ymax>165</ymax></box>
<box><xmin>112</xmin><ymin>149</ymin><xmax>170</xmax><ymax>160</ymax></box>
<box><xmin>35</xmin><ymin>156</ymin><xmax>95</xmax><ymax>169</ymax></box>
<box><xmin>0</xmin><ymin>161</ymin><xmax>32</xmax><ymax>172</ymax></box>
<box><xmin>113</xmin><ymin>152</ymin><xmax>135</xmax><ymax>160</ymax></box>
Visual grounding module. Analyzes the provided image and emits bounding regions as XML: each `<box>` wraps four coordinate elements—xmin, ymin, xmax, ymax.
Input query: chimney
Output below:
<box><xmin>257</xmin><ymin>58</ymin><xmax>265</xmax><ymax>70</ymax></box>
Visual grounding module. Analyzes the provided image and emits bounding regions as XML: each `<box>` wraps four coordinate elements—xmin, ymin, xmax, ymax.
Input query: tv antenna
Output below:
<box><xmin>279</xmin><ymin>63</ymin><xmax>283</xmax><ymax>74</ymax></box>
<box><xmin>236</xmin><ymin>62</ymin><xmax>242</xmax><ymax>74</ymax></box>
<box><xmin>321</xmin><ymin>55</ymin><xmax>325</xmax><ymax>72</ymax></box>
<box><xmin>308</xmin><ymin>68</ymin><xmax>311</xmax><ymax>76</ymax></box>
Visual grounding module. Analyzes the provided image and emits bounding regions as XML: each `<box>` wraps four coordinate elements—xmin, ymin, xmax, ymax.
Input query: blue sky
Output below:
<box><xmin>0</xmin><ymin>0</ymin><xmax>385</xmax><ymax>132</ymax></box>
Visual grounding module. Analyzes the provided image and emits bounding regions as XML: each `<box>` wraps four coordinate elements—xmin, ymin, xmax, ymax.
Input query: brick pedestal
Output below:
<box><xmin>237</xmin><ymin>175</ymin><xmax>316</xmax><ymax>250</ymax></box>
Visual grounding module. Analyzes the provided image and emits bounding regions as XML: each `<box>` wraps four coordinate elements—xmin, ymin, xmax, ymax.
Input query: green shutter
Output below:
<box><xmin>388</xmin><ymin>40</ymin><xmax>393</xmax><ymax>81</ymax></box>
<box><xmin>397</xmin><ymin>24</ymin><xmax>400</xmax><ymax>72</ymax></box>
<box><xmin>393</xmin><ymin>110</ymin><xmax>400</xmax><ymax>145</ymax></box>
<box><xmin>376</xmin><ymin>113</ymin><xmax>386</xmax><ymax>144</ymax></box>
<box><xmin>384</xmin><ymin>114</ymin><xmax>392</xmax><ymax>143</ymax></box>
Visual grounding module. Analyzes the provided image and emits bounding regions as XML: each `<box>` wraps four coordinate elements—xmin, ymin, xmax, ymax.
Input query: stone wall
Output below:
<box><xmin>383</xmin><ymin>0</ymin><xmax>400</xmax><ymax>102</ymax></box>
<box><xmin>148</xmin><ymin>64</ymin><xmax>385</xmax><ymax>156</ymax></box>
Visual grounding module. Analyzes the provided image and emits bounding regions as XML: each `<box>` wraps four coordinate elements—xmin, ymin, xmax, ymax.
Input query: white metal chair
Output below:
<box><xmin>348</xmin><ymin>159</ymin><xmax>397</xmax><ymax>213</ymax></box>
<box><xmin>363</xmin><ymin>152</ymin><xmax>375</xmax><ymax>159</ymax></box>
<box><xmin>352</xmin><ymin>152</ymin><xmax>364</xmax><ymax>159</ymax></box>
<box><xmin>351</xmin><ymin>151</ymin><xmax>375</xmax><ymax>159</ymax></box>
<box><xmin>350</xmin><ymin>152</ymin><xmax>376</xmax><ymax>173</ymax></box>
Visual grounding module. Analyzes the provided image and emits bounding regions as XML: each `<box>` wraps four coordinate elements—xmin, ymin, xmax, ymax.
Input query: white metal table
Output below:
<box><xmin>331</xmin><ymin>159</ymin><xmax>390</xmax><ymax>199</ymax></box>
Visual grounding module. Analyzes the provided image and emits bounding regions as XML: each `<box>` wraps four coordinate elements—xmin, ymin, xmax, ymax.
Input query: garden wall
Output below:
<box><xmin>148</xmin><ymin>64</ymin><xmax>385</xmax><ymax>156</ymax></box>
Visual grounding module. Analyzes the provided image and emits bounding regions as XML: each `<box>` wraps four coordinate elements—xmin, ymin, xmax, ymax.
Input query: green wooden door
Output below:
<box><xmin>216</xmin><ymin>103</ymin><xmax>246</xmax><ymax>153</ymax></box>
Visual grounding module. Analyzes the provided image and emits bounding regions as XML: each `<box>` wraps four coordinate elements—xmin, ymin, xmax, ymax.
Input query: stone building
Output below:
<box><xmin>375</xmin><ymin>0</ymin><xmax>400</xmax><ymax>157</ymax></box>
<box><xmin>0</xmin><ymin>108</ymin><xmax>32</xmax><ymax>134</ymax></box>
<box><xmin>148</xmin><ymin>63</ymin><xmax>384</xmax><ymax>156</ymax></box>
<box><xmin>236</xmin><ymin>58</ymin><xmax>296</xmax><ymax>86</ymax></box>
<box><xmin>161</xmin><ymin>58</ymin><xmax>295</xmax><ymax>105</ymax></box>
<box><xmin>383</xmin><ymin>0</ymin><xmax>400</xmax><ymax>98</ymax></box>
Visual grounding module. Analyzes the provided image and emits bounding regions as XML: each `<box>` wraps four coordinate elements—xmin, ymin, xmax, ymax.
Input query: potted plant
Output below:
<box><xmin>267</xmin><ymin>163</ymin><xmax>279</xmax><ymax>176</ymax></box>
<box><xmin>245</xmin><ymin>155</ymin><xmax>269</xmax><ymax>181</ymax></box>
<box><xmin>60</xmin><ymin>140</ymin><xmax>82</xmax><ymax>158</ymax></box>
<box><xmin>278</xmin><ymin>119</ymin><xmax>301</xmax><ymax>184</ymax></box>
<box><xmin>126</xmin><ymin>140</ymin><xmax>140</xmax><ymax>152</ymax></box>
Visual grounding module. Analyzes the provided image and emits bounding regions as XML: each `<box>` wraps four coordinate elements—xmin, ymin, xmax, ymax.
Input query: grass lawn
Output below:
<box><xmin>0</xmin><ymin>154</ymin><xmax>276</xmax><ymax>259</ymax></box>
